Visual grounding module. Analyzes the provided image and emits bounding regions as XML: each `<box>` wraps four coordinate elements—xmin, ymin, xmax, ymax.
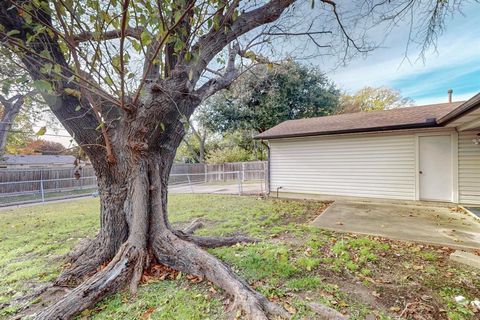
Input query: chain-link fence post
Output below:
<box><xmin>241</xmin><ymin>162</ymin><xmax>245</xmax><ymax>182</ymax></box>
<box><xmin>237</xmin><ymin>171</ymin><xmax>243</xmax><ymax>195</ymax></box>
<box><xmin>187</xmin><ymin>174</ymin><xmax>194</xmax><ymax>193</ymax></box>
<box><xmin>40</xmin><ymin>171</ymin><xmax>45</xmax><ymax>203</ymax></box>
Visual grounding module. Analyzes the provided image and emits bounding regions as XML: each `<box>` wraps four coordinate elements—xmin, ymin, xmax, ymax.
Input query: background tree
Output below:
<box><xmin>337</xmin><ymin>86</ymin><xmax>414</xmax><ymax>114</ymax></box>
<box><xmin>0</xmin><ymin>0</ymin><xmax>468</xmax><ymax>319</ymax></box>
<box><xmin>203</xmin><ymin>61</ymin><xmax>341</xmax><ymax>133</ymax></box>
<box><xmin>2</xmin><ymin>109</ymin><xmax>34</xmax><ymax>154</ymax></box>
<box><xmin>206</xmin><ymin>130</ymin><xmax>261</xmax><ymax>163</ymax></box>
<box><xmin>176</xmin><ymin>105</ymin><xmax>212</xmax><ymax>163</ymax></box>
<box><xmin>0</xmin><ymin>48</ymin><xmax>52</xmax><ymax>156</ymax></box>
<box><xmin>21</xmin><ymin>139</ymin><xmax>66</xmax><ymax>155</ymax></box>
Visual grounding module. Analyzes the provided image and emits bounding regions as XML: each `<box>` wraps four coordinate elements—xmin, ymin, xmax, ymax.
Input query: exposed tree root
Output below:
<box><xmin>175</xmin><ymin>230</ymin><xmax>259</xmax><ymax>248</ymax></box>
<box><xmin>13</xmin><ymin>229</ymin><xmax>343</xmax><ymax>320</ymax></box>
<box><xmin>309</xmin><ymin>302</ymin><xmax>349</xmax><ymax>320</ymax></box>
<box><xmin>34</xmin><ymin>242</ymin><xmax>146</xmax><ymax>320</ymax></box>
<box><xmin>153</xmin><ymin>230</ymin><xmax>288</xmax><ymax>320</ymax></box>
<box><xmin>55</xmin><ymin>237</ymin><xmax>113</xmax><ymax>286</ymax></box>
<box><xmin>182</xmin><ymin>218</ymin><xmax>204</xmax><ymax>234</ymax></box>
<box><xmin>175</xmin><ymin>218</ymin><xmax>258</xmax><ymax>248</ymax></box>
<box><xmin>153</xmin><ymin>229</ymin><xmax>347</xmax><ymax>319</ymax></box>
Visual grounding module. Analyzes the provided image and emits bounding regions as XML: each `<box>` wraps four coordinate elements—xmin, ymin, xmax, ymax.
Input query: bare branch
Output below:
<box><xmin>194</xmin><ymin>43</ymin><xmax>243</xmax><ymax>101</ymax></box>
<box><xmin>73</xmin><ymin>27</ymin><xmax>143</xmax><ymax>43</ymax></box>
<box><xmin>119</xmin><ymin>0</ymin><xmax>131</xmax><ymax>111</ymax></box>
<box><xmin>189</xmin><ymin>0</ymin><xmax>295</xmax><ymax>85</ymax></box>
<box><xmin>133</xmin><ymin>0</ymin><xmax>197</xmax><ymax>104</ymax></box>
<box><xmin>321</xmin><ymin>0</ymin><xmax>372</xmax><ymax>53</ymax></box>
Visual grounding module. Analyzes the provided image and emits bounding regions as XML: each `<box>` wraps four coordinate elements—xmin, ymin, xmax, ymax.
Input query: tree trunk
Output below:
<box><xmin>199</xmin><ymin>134</ymin><xmax>205</xmax><ymax>163</ymax></box>
<box><xmin>0</xmin><ymin>96</ymin><xmax>24</xmax><ymax>157</ymax></box>
<box><xmin>0</xmin><ymin>117</ymin><xmax>10</xmax><ymax>157</ymax></box>
<box><xmin>32</xmin><ymin>118</ymin><xmax>298</xmax><ymax>319</ymax></box>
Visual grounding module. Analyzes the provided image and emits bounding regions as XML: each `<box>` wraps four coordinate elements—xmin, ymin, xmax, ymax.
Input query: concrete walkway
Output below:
<box><xmin>312</xmin><ymin>201</ymin><xmax>480</xmax><ymax>250</ymax></box>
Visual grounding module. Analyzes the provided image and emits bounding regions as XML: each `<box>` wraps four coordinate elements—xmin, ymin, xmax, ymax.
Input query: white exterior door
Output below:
<box><xmin>419</xmin><ymin>135</ymin><xmax>453</xmax><ymax>201</ymax></box>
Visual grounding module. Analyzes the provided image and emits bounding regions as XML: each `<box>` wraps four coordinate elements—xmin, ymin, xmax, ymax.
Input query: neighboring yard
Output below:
<box><xmin>0</xmin><ymin>195</ymin><xmax>479</xmax><ymax>320</ymax></box>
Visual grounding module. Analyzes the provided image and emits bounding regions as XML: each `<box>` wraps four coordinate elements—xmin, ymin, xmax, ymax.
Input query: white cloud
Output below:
<box><xmin>322</xmin><ymin>3</ymin><xmax>480</xmax><ymax>103</ymax></box>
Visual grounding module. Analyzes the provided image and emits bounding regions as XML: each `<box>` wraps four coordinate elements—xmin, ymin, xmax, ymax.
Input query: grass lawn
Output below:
<box><xmin>0</xmin><ymin>195</ymin><xmax>479</xmax><ymax>319</ymax></box>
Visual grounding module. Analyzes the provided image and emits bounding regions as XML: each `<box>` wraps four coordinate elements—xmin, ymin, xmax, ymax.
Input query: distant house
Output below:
<box><xmin>0</xmin><ymin>155</ymin><xmax>77</xmax><ymax>169</ymax></box>
<box><xmin>256</xmin><ymin>93</ymin><xmax>480</xmax><ymax>205</ymax></box>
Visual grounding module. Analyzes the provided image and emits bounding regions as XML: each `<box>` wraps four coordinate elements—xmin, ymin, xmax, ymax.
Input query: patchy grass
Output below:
<box><xmin>0</xmin><ymin>195</ymin><xmax>479</xmax><ymax>319</ymax></box>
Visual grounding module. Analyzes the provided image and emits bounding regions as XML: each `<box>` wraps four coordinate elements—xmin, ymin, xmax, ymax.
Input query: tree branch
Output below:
<box><xmin>194</xmin><ymin>42</ymin><xmax>242</xmax><ymax>101</ymax></box>
<box><xmin>73</xmin><ymin>27</ymin><xmax>143</xmax><ymax>43</ymax></box>
<box><xmin>0</xmin><ymin>2</ymin><xmax>105</xmax><ymax>158</ymax></box>
<box><xmin>189</xmin><ymin>0</ymin><xmax>295</xmax><ymax>85</ymax></box>
<box><xmin>119</xmin><ymin>0</ymin><xmax>130</xmax><ymax>111</ymax></box>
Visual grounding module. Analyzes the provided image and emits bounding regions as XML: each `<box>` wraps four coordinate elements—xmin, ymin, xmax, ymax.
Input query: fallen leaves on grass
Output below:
<box><xmin>399</xmin><ymin>301</ymin><xmax>437</xmax><ymax>319</ymax></box>
<box><xmin>283</xmin><ymin>301</ymin><xmax>297</xmax><ymax>314</ymax></box>
<box><xmin>141</xmin><ymin>263</ymin><xmax>179</xmax><ymax>282</ymax></box>
<box><xmin>141</xmin><ymin>307</ymin><xmax>156</xmax><ymax>319</ymax></box>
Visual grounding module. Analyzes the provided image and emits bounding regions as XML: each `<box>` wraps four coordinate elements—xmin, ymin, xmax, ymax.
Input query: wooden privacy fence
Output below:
<box><xmin>0</xmin><ymin>161</ymin><xmax>268</xmax><ymax>196</ymax></box>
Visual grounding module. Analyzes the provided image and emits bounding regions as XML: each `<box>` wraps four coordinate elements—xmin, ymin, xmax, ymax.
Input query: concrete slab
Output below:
<box><xmin>464</xmin><ymin>207</ymin><xmax>480</xmax><ymax>220</ymax></box>
<box><xmin>450</xmin><ymin>251</ymin><xmax>480</xmax><ymax>269</ymax></box>
<box><xmin>312</xmin><ymin>201</ymin><xmax>480</xmax><ymax>250</ymax></box>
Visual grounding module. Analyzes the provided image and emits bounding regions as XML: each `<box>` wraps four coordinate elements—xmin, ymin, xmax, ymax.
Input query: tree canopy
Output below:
<box><xmin>201</xmin><ymin>61</ymin><xmax>340</xmax><ymax>133</ymax></box>
<box><xmin>338</xmin><ymin>86</ymin><xmax>414</xmax><ymax>114</ymax></box>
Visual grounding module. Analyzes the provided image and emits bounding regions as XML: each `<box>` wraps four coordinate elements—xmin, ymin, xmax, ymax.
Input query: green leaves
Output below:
<box><xmin>141</xmin><ymin>30</ymin><xmax>152</xmax><ymax>46</ymax></box>
<box><xmin>6</xmin><ymin>29</ymin><xmax>20</xmax><ymax>37</ymax></box>
<box><xmin>131</xmin><ymin>39</ymin><xmax>142</xmax><ymax>52</ymax></box>
<box><xmin>36</xmin><ymin>126</ymin><xmax>47</xmax><ymax>136</ymax></box>
<box><xmin>32</xmin><ymin>80</ymin><xmax>53</xmax><ymax>93</ymax></box>
<box><xmin>1</xmin><ymin>79</ymin><xmax>12</xmax><ymax>95</ymax></box>
<box><xmin>64</xmin><ymin>88</ymin><xmax>81</xmax><ymax>99</ymax></box>
<box><xmin>40</xmin><ymin>63</ymin><xmax>53</xmax><ymax>75</ymax></box>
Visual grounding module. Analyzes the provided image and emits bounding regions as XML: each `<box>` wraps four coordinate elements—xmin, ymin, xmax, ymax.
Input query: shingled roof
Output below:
<box><xmin>0</xmin><ymin>155</ymin><xmax>76</xmax><ymax>165</ymax></box>
<box><xmin>255</xmin><ymin>101</ymin><xmax>465</xmax><ymax>140</ymax></box>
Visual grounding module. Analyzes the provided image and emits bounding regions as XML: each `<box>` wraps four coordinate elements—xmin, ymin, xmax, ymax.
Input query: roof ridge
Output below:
<box><xmin>282</xmin><ymin>101</ymin><xmax>466</xmax><ymax>124</ymax></box>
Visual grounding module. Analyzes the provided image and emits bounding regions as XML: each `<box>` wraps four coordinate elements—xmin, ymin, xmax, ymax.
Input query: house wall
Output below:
<box><xmin>268</xmin><ymin>128</ymin><xmax>479</xmax><ymax>203</ymax></box>
<box><xmin>458</xmin><ymin>130</ymin><xmax>480</xmax><ymax>205</ymax></box>
<box><xmin>269</xmin><ymin>132</ymin><xmax>418</xmax><ymax>201</ymax></box>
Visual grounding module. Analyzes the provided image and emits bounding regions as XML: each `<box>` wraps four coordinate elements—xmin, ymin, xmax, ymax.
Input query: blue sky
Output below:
<box><xmin>323</xmin><ymin>2</ymin><xmax>480</xmax><ymax>105</ymax></box>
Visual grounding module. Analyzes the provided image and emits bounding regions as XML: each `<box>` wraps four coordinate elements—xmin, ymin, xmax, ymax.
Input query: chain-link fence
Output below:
<box><xmin>0</xmin><ymin>168</ymin><xmax>98</xmax><ymax>206</ymax></box>
<box><xmin>0</xmin><ymin>161</ymin><xmax>268</xmax><ymax>207</ymax></box>
<box><xmin>169</xmin><ymin>170</ymin><xmax>267</xmax><ymax>195</ymax></box>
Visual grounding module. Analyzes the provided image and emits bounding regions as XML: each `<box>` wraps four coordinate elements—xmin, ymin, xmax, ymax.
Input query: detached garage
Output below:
<box><xmin>256</xmin><ymin>93</ymin><xmax>480</xmax><ymax>205</ymax></box>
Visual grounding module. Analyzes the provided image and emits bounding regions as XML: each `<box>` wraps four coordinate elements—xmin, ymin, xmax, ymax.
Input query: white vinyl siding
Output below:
<box><xmin>458</xmin><ymin>131</ymin><xmax>480</xmax><ymax>205</ymax></box>
<box><xmin>269</xmin><ymin>134</ymin><xmax>417</xmax><ymax>200</ymax></box>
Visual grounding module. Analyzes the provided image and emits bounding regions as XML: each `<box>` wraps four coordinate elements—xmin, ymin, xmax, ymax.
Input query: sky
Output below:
<box><xmin>324</xmin><ymin>2</ymin><xmax>480</xmax><ymax>106</ymax></box>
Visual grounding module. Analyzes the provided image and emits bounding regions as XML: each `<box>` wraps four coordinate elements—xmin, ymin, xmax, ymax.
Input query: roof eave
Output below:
<box><xmin>437</xmin><ymin>93</ymin><xmax>480</xmax><ymax>125</ymax></box>
<box><xmin>254</xmin><ymin>121</ymin><xmax>439</xmax><ymax>140</ymax></box>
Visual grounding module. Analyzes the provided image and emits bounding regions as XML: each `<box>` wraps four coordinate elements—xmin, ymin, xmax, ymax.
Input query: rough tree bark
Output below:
<box><xmin>35</xmin><ymin>94</ymin><xmax>289</xmax><ymax>320</ymax></box>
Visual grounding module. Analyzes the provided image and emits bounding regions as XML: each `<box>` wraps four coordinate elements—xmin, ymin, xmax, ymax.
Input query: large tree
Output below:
<box><xmin>338</xmin><ymin>86</ymin><xmax>414</xmax><ymax>114</ymax></box>
<box><xmin>0</xmin><ymin>0</ymin><xmax>468</xmax><ymax>319</ymax></box>
<box><xmin>202</xmin><ymin>61</ymin><xmax>340</xmax><ymax>133</ymax></box>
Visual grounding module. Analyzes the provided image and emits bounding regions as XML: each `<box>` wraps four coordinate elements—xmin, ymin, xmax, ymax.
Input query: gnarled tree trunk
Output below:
<box><xmin>31</xmin><ymin>96</ymin><xmax>291</xmax><ymax>320</ymax></box>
